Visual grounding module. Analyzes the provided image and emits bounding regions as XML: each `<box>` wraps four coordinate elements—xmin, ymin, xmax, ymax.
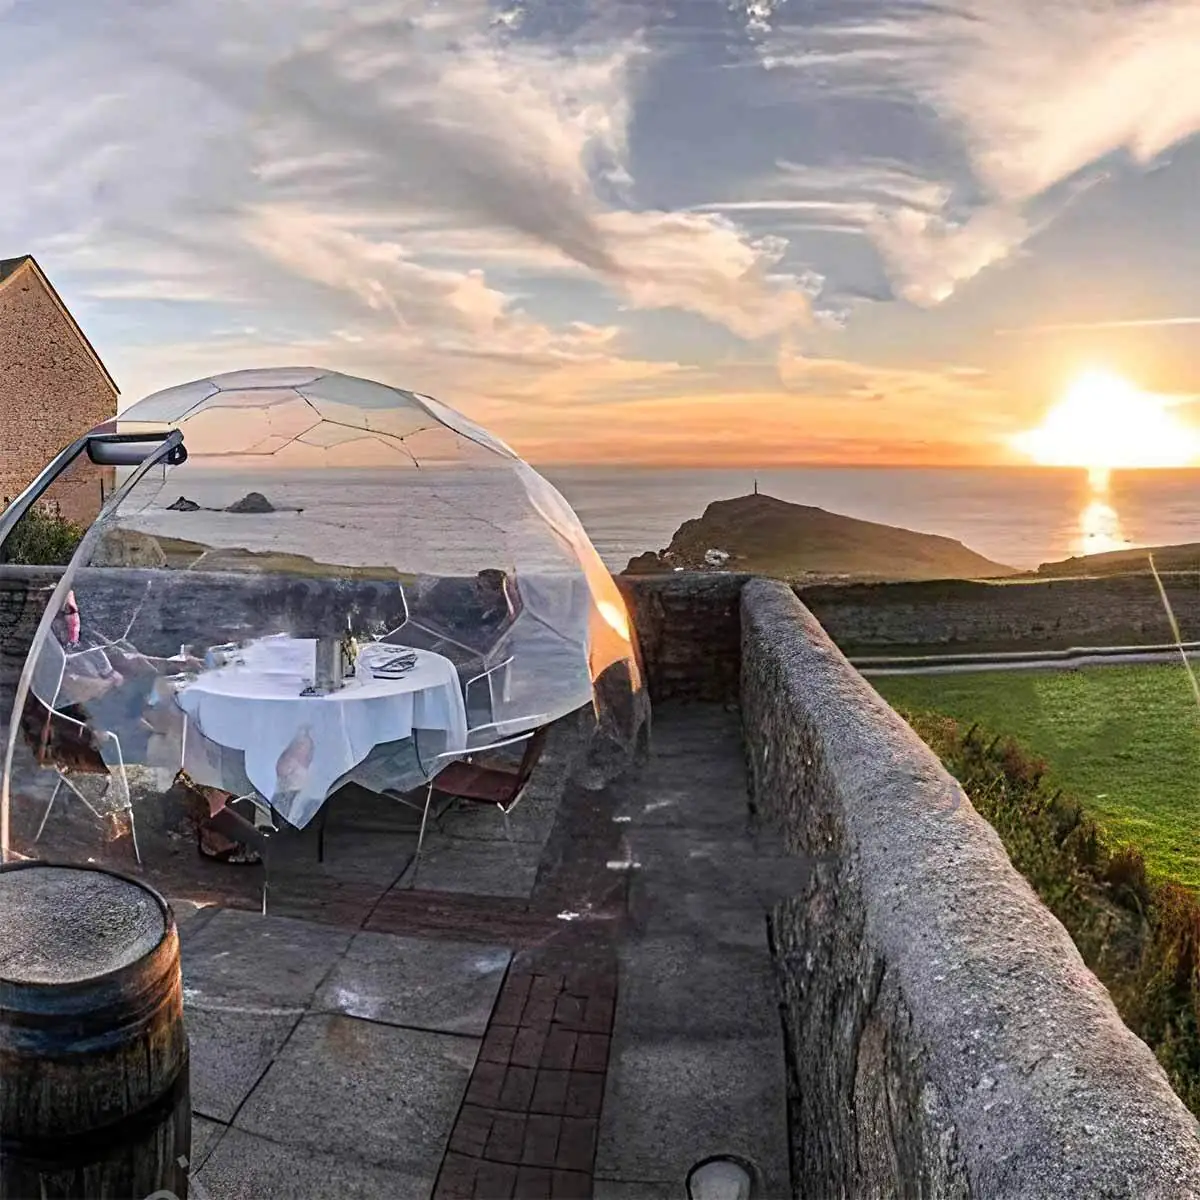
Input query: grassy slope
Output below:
<box><xmin>874</xmin><ymin>663</ymin><xmax>1200</xmax><ymax>888</ymax></box>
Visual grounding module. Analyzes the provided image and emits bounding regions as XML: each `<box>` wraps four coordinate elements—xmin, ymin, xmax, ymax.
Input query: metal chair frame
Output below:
<box><xmin>407</xmin><ymin>714</ymin><xmax>551</xmax><ymax>887</ymax></box>
<box><xmin>28</xmin><ymin>637</ymin><xmax>141</xmax><ymax>864</ymax></box>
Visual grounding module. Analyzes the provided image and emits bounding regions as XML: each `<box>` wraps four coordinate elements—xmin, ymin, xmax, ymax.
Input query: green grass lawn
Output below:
<box><xmin>874</xmin><ymin>663</ymin><xmax>1200</xmax><ymax>889</ymax></box>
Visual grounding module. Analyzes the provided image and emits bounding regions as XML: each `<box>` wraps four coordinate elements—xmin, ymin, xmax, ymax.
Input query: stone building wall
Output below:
<box><xmin>0</xmin><ymin>260</ymin><xmax>117</xmax><ymax>527</ymax></box>
<box><xmin>741</xmin><ymin>578</ymin><xmax>1200</xmax><ymax>1197</ymax></box>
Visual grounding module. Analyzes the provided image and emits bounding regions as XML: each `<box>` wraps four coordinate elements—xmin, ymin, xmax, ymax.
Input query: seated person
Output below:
<box><xmin>20</xmin><ymin>598</ymin><xmax>124</xmax><ymax>776</ymax></box>
<box><xmin>47</xmin><ymin>594</ymin><xmax>125</xmax><ymax>709</ymax></box>
<box><xmin>29</xmin><ymin>592</ymin><xmax>205</xmax><ymax>773</ymax></box>
<box><xmin>412</xmin><ymin>570</ymin><xmax>517</xmax><ymax>653</ymax></box>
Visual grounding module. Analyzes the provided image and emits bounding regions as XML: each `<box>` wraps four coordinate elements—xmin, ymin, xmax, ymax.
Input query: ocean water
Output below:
<box><xmin>541</xmin><ymin>465</ymin><xmax>1200</xmax><ymax>573</ymax></box>
<box><xmin>116</xmin><ymin>461</ymin><xmax>1200</xmax><ymax>575</ymax></box>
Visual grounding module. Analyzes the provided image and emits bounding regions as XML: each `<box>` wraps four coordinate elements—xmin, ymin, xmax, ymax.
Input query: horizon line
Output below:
<box><xmin>531</xmin><ymin>460</ymin><xmax>1200</xmax><ymax>472</ymax></box>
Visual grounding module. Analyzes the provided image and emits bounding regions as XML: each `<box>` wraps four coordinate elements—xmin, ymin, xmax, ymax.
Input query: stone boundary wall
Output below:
<box><xmin>0</xmin><ymin>566</ymin><xmax>57</xmax><ymax>713</ymax></box>
<box><xmin>0</xmin><ymin>567</ymin><xmax>745</xmax><ymax>709</ymax></box>
<box><xmin>797</xmin><ymin>572</ymin><xmax>1200</xmax><ymax>653</ymax></box>
<box><xmin>616</xmin><ymin>573</ymin><xmax>747</xmax><ymax>703</ymax></box>
<box><xmin>741</xmin><ymin>577</ymin><xmax>1200</xmax><ymax>1198</ymax></box>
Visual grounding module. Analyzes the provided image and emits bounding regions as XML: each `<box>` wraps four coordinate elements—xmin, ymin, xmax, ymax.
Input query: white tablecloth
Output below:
<box><xmin>174</xmin><ymin>638</ymin><xmax>468</xmax><ymax>828</ymax></box>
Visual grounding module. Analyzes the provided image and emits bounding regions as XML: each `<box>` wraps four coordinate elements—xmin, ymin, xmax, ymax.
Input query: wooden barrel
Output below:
<box><xmin>0</xmin><ymin>862</ymin><xmax>191</xmax><ymax>1199</ymax></box>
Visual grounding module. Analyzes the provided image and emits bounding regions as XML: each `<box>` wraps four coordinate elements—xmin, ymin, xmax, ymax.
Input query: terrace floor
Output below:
<box><xmin>14</xmin><ymin>704</ymin><xmax>799</xmax><ymax>1199</ymax></box>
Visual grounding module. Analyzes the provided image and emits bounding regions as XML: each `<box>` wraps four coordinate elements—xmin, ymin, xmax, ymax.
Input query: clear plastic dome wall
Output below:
<box><xmin>1</xmin><ymin>367</ymin><xmax>643</xmax><ymax>876</ymax></box>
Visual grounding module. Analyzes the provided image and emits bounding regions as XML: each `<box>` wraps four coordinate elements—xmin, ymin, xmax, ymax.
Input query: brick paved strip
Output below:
<box><xmin>434</xmin><ymin>966</ymin><xmax>617</xmax><ymax>1200</ymax></box>
<box><xmin>365</xmin><ymin>889</ymin><xmax>556</xmax><ymax>944</ymax></box>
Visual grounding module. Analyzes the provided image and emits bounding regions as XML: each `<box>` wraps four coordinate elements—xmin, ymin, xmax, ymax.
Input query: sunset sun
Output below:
<box><xmin>1013</xmin><ymin>369</ymin><xmax>1200</xmax><ymax>470</ymax></box>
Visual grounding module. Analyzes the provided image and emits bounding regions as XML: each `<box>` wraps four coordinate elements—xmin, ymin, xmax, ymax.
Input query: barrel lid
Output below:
<box><xmin>0</xmin><ymin>865</ymin><xmax>166</xmax><ymax>985</ymax></box>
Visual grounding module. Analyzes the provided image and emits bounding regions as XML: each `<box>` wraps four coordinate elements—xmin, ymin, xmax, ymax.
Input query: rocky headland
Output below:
<box><xmin>1032</xmin><ymin>541</ymin><xmax>1200</xmax><ymax>578</ymax></box>
<box><xmin>623</xmin><ymin>493</ymin><xmax>1017</xmax><ymax>582</ymax></box>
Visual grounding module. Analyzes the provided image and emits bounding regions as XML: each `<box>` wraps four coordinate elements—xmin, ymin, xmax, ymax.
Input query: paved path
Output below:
<box><xmin>857</xmin><ymin>647</ymin><xmax>1200</xmax><ymax>676</ymax></box>
<box><xmin>593</xmin><ymin>705</ymin><xmax>798</xmax><ymax>1200</ymax></box>
<box><xmin>849</xmin><ymin>638</ymin><xmax>1200</xmax><ymax>678</ymax></box>
<box><xmin>151</xmin><ymin>705</ymin><xmax>792</xmax><ymax>1199</ymax></box>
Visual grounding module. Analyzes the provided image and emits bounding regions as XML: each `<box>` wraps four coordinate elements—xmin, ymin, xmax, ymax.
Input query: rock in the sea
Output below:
<box><xmin>226</xmin><ymin>492</ymin><xmax>275</xmax><ymax>514</ymax></box>
<box><xmin>167</xmin><ymin>496</ymin><xmax>201</xmax><ymax>512</ymax></box>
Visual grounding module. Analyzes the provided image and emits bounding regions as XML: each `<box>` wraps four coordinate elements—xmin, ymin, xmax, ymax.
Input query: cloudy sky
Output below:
<box><xmin>4</xmin><ymin>0</ymin><xmax>1200</xmax><ymax>465</ymax></box>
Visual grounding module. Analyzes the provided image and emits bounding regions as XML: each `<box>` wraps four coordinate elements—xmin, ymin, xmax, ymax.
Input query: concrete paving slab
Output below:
<box><xmin>186</xmin><ymin>1005</ymin><xmax>302</xmax><ymax>1122</ymax></box>
<box><xmin>612</xmin><ymin>782</ymin><xmax>752</xmax><ymax>831</ymax></box>
<box><xmin>615</xmin><ymin>936</ymin><xmax>779</xmax><ymax>1040</ymax></box>
<box><xmin>282</xmin><ymin>820</ymin><xmax>417</xmax><ymax>889</ymax></box>
<box><xmin>190</xmin><ymin>1114</ymin><xmax>228</xmax><ymax>1172</ymax></box>
<box><xmin>196</xmin><ymin>1125</ymin><xmax>427</xmax><ymax>1200</ymax></box>
<box><xmin>626</xmin><ymin>830</ymin><xmax>812</xmax><ymax>919</ymax></box>
<box><xmin>593</xmin><ymin>1180</ymin><xmax>682</xmax><ymax>1200</ymax></box>
<box><xmin>234</xmin><ymin>1013</ymin><xmax>477</xmax><ymax>1184</ymax></box>
<box><xmin>171</xmin><ymin>898</ymin><xmax>216</xmax><ymax>931</ymax></box>
<box><xmin>595</xmin><ymin>1036</ymin><xmax>788</xmax><ymax>1195</ymax></box>
<box><xmin>403</xmin><ymin>834</ymin><xmax>542</xmax><ymax>897</ymax></box>
<box><xmin>437</xmin><ymin>793</ymin><xmax>559</xmax><ymax>845</ymax></box>
<box><xmin>645</xmin><ymin>718</ymin><xmax>744</xmax><ymax>759</ymax></box>
<box><xmin>591</xmin><ymin>705</ymin><xmax>793</xmax><ymax>1199</ymax></box>
<box><xmin>180</xmin><ymin>909</ymin><xmax>352</xmax><ymax>1008</ymax></box>
<box><xmin>628</xmin><ymin>889</ymin><xmax>768</xmax><ymax>952</ymax></box>
<box><xmin>314</xmin><ymin>931</ymin><xmax>511</xmax><ymax>1036</ymax></box>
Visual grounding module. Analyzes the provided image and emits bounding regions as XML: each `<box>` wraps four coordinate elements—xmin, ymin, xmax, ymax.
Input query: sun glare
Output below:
<box><xmin>1013</xmin><ymin>369</ymin><xmax>1200</xmax><ymax>469</ymax></box>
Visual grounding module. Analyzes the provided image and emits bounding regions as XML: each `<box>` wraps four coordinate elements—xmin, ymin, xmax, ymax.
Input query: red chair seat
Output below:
<box><xmin>434</xmin><ymin>759</ymin><xmax>521</xmax><ymax>805</ymax></box>
<box><xmin>432</xmin><ymin>726</ymin><xmax>549</xmax><ymax>808</ymax></box>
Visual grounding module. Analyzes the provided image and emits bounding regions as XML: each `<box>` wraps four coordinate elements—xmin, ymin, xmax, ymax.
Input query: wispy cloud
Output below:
<box><xmin>3</xmin><ymin>0</ymin><xmax>1197</xmax><ymax>465</ymax></box>
<box><xmin>997</xmin><ymin>316</ymin><xmax>1200</xmax><ymax>337</ymax></box>
<box><xmin>0</xmin><ymin>0</ymin><xmax>815</xmax><ymax>426</ymax></box>
<box><xmin>758</xmin><ymin>0</ymin><xmax>1200</xmax><ymax>303</ymax></box>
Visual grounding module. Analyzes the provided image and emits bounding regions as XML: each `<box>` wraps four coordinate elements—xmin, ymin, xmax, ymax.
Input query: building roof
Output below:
<box><xmin>0</xmin><ymin>255</ymin><xmax>31</xmax><ymax>285</ymax></box>
<box><xmin>0</xmin><ymin>254</ymin><xmax>118</xmax><ymax>394</ymax></box>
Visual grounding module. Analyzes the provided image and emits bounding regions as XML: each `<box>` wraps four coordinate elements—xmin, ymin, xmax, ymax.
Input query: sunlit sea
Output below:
<box><xmin>118</xmin><ymin>462</ymin><xmax>1200</xmax><ymax>575</ymax></box>
<box><xmin>541</xmin><ymin>465</ymin><xmax>1200</xmax><ymax>573</ymax></box>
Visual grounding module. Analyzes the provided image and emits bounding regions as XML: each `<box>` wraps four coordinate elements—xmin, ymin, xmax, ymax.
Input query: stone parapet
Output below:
<box><xmin>741</xmin><ymin>578</ymin><xmax>1200</xmax><ymax>1198</ymax></box>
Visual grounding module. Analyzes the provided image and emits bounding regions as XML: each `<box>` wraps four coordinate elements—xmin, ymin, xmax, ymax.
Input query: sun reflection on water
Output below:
<box><xmin>1076</xmin><ymin>467</ymin><xmax>1130</xmax><ymax>557</ymax></box>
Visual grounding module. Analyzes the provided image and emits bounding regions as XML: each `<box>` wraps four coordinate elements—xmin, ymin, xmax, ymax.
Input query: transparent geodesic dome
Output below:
<box><xmin>1</xmin><ymin>367</ymin><xmax>644</xmax><ymax>877</ymax></box>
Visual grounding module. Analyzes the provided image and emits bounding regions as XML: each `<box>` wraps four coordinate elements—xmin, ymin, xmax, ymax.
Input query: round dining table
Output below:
<box><xmin>172</xmin><ymin>637</ymin><xmax>468</xmax><ymax>829</ymax></box>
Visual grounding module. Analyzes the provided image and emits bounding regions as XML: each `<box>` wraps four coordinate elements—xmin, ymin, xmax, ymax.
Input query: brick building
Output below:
<box><xmin>0</xmin><ymin>254</ymin><xmax>117</xmax><ymax>525</ymax></box>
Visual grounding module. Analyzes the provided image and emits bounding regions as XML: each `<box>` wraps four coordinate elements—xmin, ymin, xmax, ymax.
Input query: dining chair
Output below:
<box><xmin>407</xmin><ymin>717</ymin><xmax>551</xmax><ymax>887</ymax></box>
<box><xmin>463</xmin><ymin>653</ymin><xmax>515</xmax><ymax>728</ymax></box>
<box><xmin>23</xmin><ymin>635</ymin><xmax>140</xmax><ymax>864</ymax></box>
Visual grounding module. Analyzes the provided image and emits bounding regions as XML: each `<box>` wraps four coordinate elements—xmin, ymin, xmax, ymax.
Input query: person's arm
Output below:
<box><xmin>62</xmin><ymin>592</ymin><xmax>80</xmax><ymax>647</ymax></box>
